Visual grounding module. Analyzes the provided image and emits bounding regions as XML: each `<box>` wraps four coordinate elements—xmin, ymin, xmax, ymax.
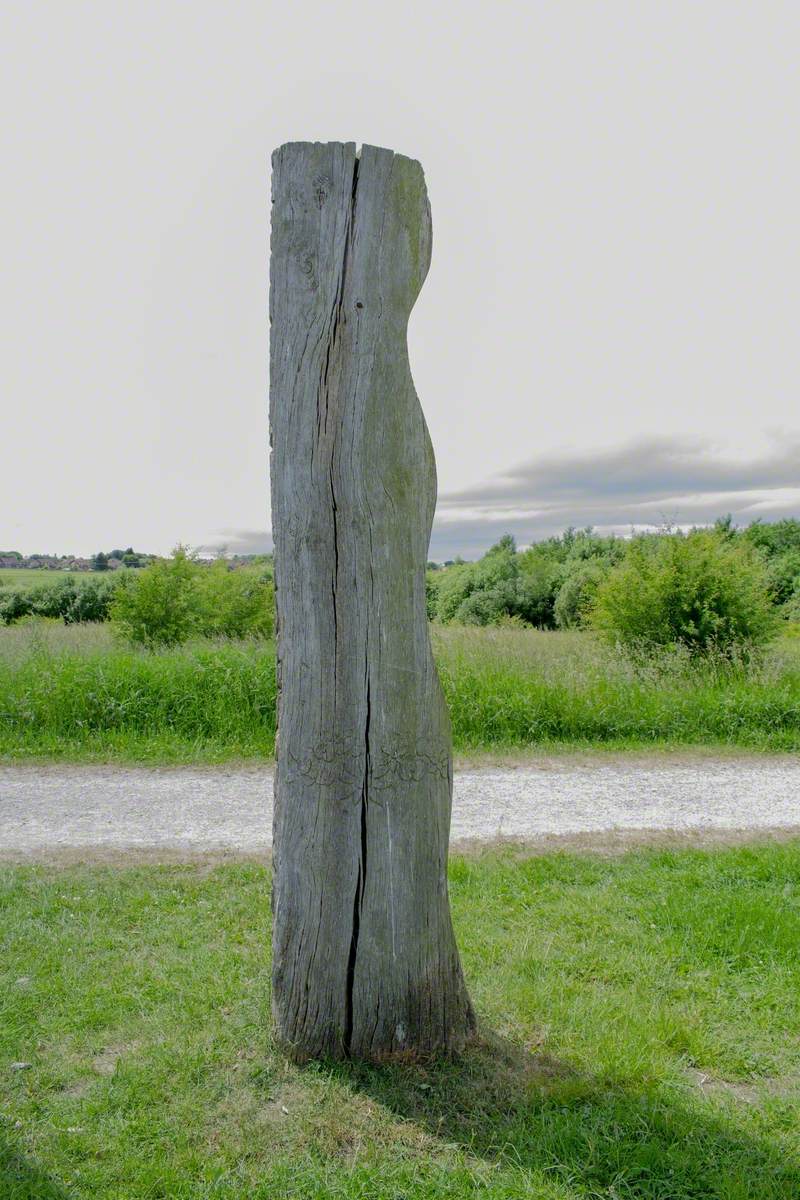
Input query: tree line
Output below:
<box><xmin>3</xmin><ymin>519</ymin><xmax>800</xmax><ymax>655</ymax></box>
<box><xmin>426</xmin><ymin>517</ymin><xmax>800</xmax><ymax>655</ymax></box>
<box><xmin>0</xmin><ymin>550</ymin><xmax>274</xmax><ymax>643</ymax></box>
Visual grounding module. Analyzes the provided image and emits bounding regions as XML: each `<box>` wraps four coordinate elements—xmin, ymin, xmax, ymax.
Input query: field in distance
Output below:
<box><xmin>0</xmin><ymin>567</ymin><xmax>111</xmax><ymax>588</ymax></box>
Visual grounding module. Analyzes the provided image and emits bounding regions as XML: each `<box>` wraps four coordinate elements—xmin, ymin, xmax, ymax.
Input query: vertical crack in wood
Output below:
<box><xmin>329</xmin><ymin>462</ymin><xmax>338</xmax><ymax>687</ymax></box>
<box><xmin>323</xmin><ymin>151</ymin><xmax>367</xmax><ymax>1057</ymax></box>
<box><xmin>324</xmin><ymin>157</ymin><xmax>358</xmax><ymax>694</ymax></box>
<box><xmin>345</xmin><ymin>673</ymin><xmax>370</xmax><ymax>1053</ymax></box>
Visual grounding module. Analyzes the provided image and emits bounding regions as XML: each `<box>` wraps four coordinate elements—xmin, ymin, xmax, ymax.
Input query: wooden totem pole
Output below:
<box><xmin>269</xmin><ymin>142</ymin><xmax>474</xmax><ymax>1061</ymax></box>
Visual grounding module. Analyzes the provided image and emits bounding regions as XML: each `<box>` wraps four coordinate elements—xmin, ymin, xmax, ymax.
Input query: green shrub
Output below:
<box><xmin>62</xmin><ymin>576</ymin><xmax>119</xmax><ymax>623</ymax></box>
<box><xmin>32</xmin><ymin>576</ymin><xmax>119</xmax><ymax>623</ymax></box>
<box><xmin>563</xmin><ymin>530</ymin><xmax>626</xmax><ymax>567</ymax></box>
<box><xmin>0</xmin><ymin>589</ymin><xmax>33</xmax><ymax>624</ymax></box>
<box><xmin>516</xmin><ymin>530</ymin><xmax>622</xmax><ymax>628</ymax></box>
<box><xmin>767</xmin><ymin>549</ymin><xmax>800</xmax><ymax>605</ymax></box>
<box><xmin>432</xmin><ymin>537</ymin><xmax>557</xmax><ymax>628</ymax></box>
<box><xmin>455</xmin><ymin>580</ymin><xmax>518</xmax><ymax>625</ymax></box>
<box><xmin>554</xmin><ymin>562</ymin><xmax>607</xmax><ymax>629</ymax></box>
<box><xmin>516</xmin><ymin>544</ymin><xmax>566</xmax><ymax>629</ymax></box>
<box><xmin>26</xmin><ymin>577</ymin><xmax>77</xmax><ymax>619</ymax></box>
<box><xmin>472</xmin><ymin>534</ymin><xmax>518</xmax><ymax>586</ymax></box>
<box><xmin>591</xmin><ymin>530</ymin><xmax>777</xmax><ymax>656</ymax></box>
<box><xmin>424</xmin><ymin>572</ymin><xmax>441</xmax><ymax>621</ymax></box>
<box><xmin>195</xmin><ymin>561</ymin><xmax>274</xmax><ymax>639</ymax></box>
<box><xmin>514</xmin><ymin>565</ymin><xmax>564</xmax><ymax>628</ymax></box>
<box><xmin>110</xmin><ymin>550</ymin><xmax>274</xmax><ymax>646</ymax></box>
<box><xmin>434</xmin><ymin>561</ymin><xmax>478</xmax><ymax>623</ymax></box>
<box><xmin>432</xmin><ymin>533</ymin><xmax>625</xmax><ymax>629</ymax></box>
<box><xmin>744</xmin><ymin>517</ymin><xmax>800</xmax><ymax>558</ymax></box>
<box><xmin>0</xmin><ymin>576</ymin><xmax>122</xmax><ymax>626</ymax></box>
<box><xmin>784</xmin><ymin>582</ymin><xmax>800</xmax><ymax>623</ymax></box>
<box><xmin>110</xmin><ymin>550</ymin><xmax>201</xmax><ymax>646</ymax></box>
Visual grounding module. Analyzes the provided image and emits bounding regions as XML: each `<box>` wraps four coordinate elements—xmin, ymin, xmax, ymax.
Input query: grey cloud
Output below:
<box><xmin>428</xmin><ymin>497</ymin><xmax>800</xmax><ymax>561</ymax></box>
<box><xmin>210</xmin><ymin>435</ymin><xmax>800</xmax><ymax>561</ymax></box>
<box><xmin>427</xmin><ymin>434</ymin><xmax>800</xmax><ymax>556</ymax></box>
<box><xmin>439</xmin><ymin>435</ymin><xmax>800</xmax><ymax>510</ymax></box>
<box><xmin>199</xmin><ymin>529</ymin><xmax>274</xmax><ymax>556</ymax></box>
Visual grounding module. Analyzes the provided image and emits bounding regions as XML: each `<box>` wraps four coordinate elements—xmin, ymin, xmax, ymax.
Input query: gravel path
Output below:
<box><xmin>2</xmin><ymin>757</ymin><xmax>800</xmax><ymax>860</ymax></box>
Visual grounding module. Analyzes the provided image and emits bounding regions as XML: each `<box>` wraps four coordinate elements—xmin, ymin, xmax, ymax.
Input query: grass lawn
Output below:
<box><xmin>2</xmin><ymin>842</ymin><xmax>800</xmax><ymax>1198</ymax></box>
<box><xmin>1</xmin><ymin>621</ymin><xmax>800</xmax><ymax>762</ymax></box>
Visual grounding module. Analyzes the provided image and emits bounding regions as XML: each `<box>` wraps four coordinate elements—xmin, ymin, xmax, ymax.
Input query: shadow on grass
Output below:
<box><xmin>329</xmin><ymin>1032</ymin><xmax>800</xmax><ymax>1198</ymax></box>
<box><xmin>0</xmin><ymin>1134</ymin><xmax>71</xmax><ymax>1199</ymax></box>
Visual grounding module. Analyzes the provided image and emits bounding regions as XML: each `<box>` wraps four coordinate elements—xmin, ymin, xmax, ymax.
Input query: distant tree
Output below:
<box><xmin>713</xmin><ymin>513</ymin><xmax>736</xmax><ymax>539</ymax></box>
<box><xmin>426</xmin><ymin>521</ymin><xmax>800</xmax><ymax>631</ymax></box>
<box><xmin>517</xmin><ymin>544</ymin><xmax>567</xmax><ymax>628</ymax></box>
<box><xmin>92</xmin><ymin>551</ymin><xmax>109</xmax><ymax>572</ymax></box>
<box><xmin>515</xmin><ymin>566</ymin><xmax>564</xmax><ymax>628</ymax></box>
<box><xmin>784</xmin><ymin>582</ymin><xmax>800</xmax><ymax>623</ymax></box>
<box><xmin>195</xmin><ymin>561</ymin><xmax>274</xmax><ymax>639</ymax></box>
<box><xmin>29</xmin><ymin>577</ymin><xmax>77</xmax><ymax>619</ymax></box>
<box><xmin>110</xmin><ymin>547</ymin><xmax>274</xmax><ymax>645</ymax></box>
<box><xmin>432</xmin><ymin>535</ymin><xmax>567</xmax><ymax>628</ymax></box>
<box><xmin>454</xmin><ymin>584</ymin><xmax>510</xmax><ymax>625</ymax></box>
<box><xmin>12</xmin><ymin>575</ymin><xmax>119</xmax><ymax>623</ymax></box>
<box><xmin>63</xmin><ymin>576</ymin><xmax>120</xmax><ymax>623</ymax></box>
<box><xmin>766</xmin><ymin>549</ymin><xmax>800</xmax><ymax>606</ymax></box>
<box><xmin>0</xmin><ymin>590</ymin><xmax>33</xmax><ymax>623</ymax></box>
<box><xmin>433</xmin><ymin>561</ymin><xmax>476</xmax><ymax>622</ymax></box>
<box><xmin>554</xmin><ymin>561</ymin><xmax>608</xmax><ymax>629</ymax></box>
<box><xmin>744</xmin><ymin>518</ymin><xmax>800</xmax><ymax>558</ymax></box>
<box><xmin>425</xmin><ymin>573</ymin><xmax>441</xmax><ymax>621</ymax></box>
<box><xmin>110</xmin><ymin>548</ymin><xmax>199</xmax><ymax>645</ymax></box>
<box><xmin>454</xmin><ymin>536</ymin><xmax>521</xmax><ymax>625</ymax></box>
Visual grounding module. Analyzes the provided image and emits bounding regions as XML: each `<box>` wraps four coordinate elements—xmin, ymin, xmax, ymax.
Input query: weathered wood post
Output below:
<box><xmin>269</xmin><ymin>142</ymin><xmax>475</xmax><ymax>1061</ymax></box>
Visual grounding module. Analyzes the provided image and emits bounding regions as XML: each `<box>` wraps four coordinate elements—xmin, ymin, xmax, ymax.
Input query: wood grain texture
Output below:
<box><xmin>269</xmin><ymin>142</ymin><xmax>475</xmax><ymax>1061</ymax></box>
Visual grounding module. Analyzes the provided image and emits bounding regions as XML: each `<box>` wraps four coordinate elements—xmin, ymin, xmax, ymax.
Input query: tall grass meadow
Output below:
<box><xmin>1</xmin><ymin>620</ymin><xmax>799</xmax><ymax>760</ymax></box>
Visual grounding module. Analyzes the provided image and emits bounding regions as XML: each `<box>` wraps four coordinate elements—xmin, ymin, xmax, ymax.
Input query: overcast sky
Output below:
<box><xmin>2</xmin><ymin>2</ymin><xmax>799</xmax><ymax>559</ymax></box>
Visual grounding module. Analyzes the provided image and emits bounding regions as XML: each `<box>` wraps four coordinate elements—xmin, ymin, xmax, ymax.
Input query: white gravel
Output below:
<box><xmin>1</xmin><ymin>757</ymin><xmax>799</xmax><ymax>859</ymax></box>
